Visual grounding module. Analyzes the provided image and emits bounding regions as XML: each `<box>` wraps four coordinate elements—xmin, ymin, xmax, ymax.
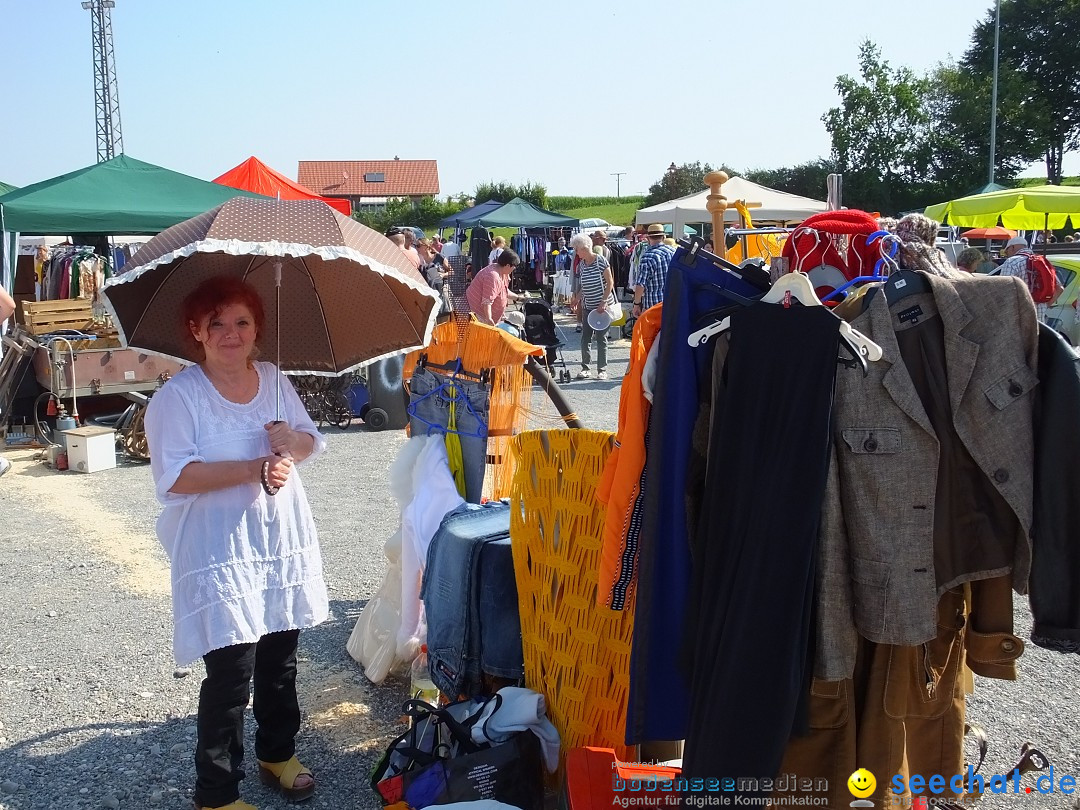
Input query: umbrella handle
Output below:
<box><xmin>260</xmin><ymin>459</ymin><xmax>280</xmax><ymax>496</ymax></box>
<box><xmin>275</xmin><ymin>262</ymin><xmax>282</xmax><ymax>422</ymax></box>
<box><xmin>261</xmin><ymin>423</ymin><xmax>290</xmax><ymax>497</ymax></box>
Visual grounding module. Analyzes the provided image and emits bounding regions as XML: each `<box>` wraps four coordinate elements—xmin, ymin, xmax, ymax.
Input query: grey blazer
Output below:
<box><xmin>816</xmin><ymin>272</ymin><xmax>1039</xmax><ymax>680</ymax></box>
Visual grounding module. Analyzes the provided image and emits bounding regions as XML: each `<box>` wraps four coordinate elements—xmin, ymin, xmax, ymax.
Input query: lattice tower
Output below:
<box><xmin>81</xmin><ymin>0</ymin><xmax>124</xmax><ymax>161</ymax></box>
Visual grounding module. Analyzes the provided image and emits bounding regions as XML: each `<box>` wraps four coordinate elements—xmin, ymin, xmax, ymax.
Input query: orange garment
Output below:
<box><xmin>595</xmin><ymin>303</ymin><xmax>663</xmax><ymax>608</ymax></box>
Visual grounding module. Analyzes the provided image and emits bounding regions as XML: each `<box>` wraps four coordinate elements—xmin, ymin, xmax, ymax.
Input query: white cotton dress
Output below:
<box><xmin>144</xmin><ymin>361</ymin><xmax>329</xmax><ymax>666</ymax></box>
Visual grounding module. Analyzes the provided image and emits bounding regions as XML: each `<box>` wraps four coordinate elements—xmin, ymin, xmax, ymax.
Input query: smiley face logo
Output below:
<box><xmin>847</xmin><ymin>768</ymin><xmax>876</xmax><ymax>799</ymax></box>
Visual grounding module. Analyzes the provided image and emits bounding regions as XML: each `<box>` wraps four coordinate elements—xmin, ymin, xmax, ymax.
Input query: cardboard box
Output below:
<box><xmin>61</xmin><ymin>426</ymin><xmax>116</xmax><ymax>473</ymax></box>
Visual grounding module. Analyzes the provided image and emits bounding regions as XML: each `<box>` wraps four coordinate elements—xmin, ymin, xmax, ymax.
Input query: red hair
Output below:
<box><xmin>182</xmin><ymin>275</ymin><xmax>265</xmax><ymax>359</ymax></box>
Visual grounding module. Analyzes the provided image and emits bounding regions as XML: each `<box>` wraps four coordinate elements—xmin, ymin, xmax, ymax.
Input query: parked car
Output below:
<box><xmin>987</xmin><ymin>253</ymin><xmax>1080</xmax><ymax>345</ymax></box>
<box><xmin>577</xmin><ymin>217</ymin><xmax>616</xmax><ymax>233</ymax></box>
<box><xmin>1045</xmin><ymin>254</ymin><xmax>1080</xmax><ymax>345</ymax></box>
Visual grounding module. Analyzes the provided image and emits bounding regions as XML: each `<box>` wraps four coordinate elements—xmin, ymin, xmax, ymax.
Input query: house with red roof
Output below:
<box><xmin>296</xmin><ymin>158</ymin><xmax>440</xmax><ymax>214</ymax></box>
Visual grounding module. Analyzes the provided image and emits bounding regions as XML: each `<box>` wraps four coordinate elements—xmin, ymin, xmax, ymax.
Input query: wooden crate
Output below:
<box><xmin>20</xmin><ymin>300</ymin><xmax>96</xmax><ymax>336</ymax></box>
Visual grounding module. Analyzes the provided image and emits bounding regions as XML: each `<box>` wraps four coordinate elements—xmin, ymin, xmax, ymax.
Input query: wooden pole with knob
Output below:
<box><xmin>704</xmin><ymin>170</ymin><xmax>761</xmax><ymax>261</ymax></box>
<box><xmin>704</xmin><ymin>171</ymin><xmax>731</xmax><ymax>260</ymax></box>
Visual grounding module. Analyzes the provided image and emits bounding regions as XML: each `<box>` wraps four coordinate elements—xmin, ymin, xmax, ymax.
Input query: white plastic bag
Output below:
<box><xmin>346</xmin><ymin>527</ymin><xmax>408</xmax><ymax>683</ymax></box>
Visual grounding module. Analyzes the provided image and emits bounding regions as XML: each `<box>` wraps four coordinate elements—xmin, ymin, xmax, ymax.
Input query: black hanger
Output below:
<box><xmin>679</xmin><ymin>236</ymin><xmax>772</xmax><ymax>291</ymax></box>
<box><xmin>837</xmin><ymin>335</ymin><xmax>869</xmax><ymax>377</ymax></box>
<box><xmin>883</xmin><ymin>267</ymin><xmax>929</xmax><ymax>304</ymax></box>
<box><xmin>693</xmin><ymin>286</ymin><xmax>760</xmax><ymax>325</ymax></box>
<box><xmin>417</xmin><ymin>354</ymin><xmax>488</xmax><ymax>384</ymax></box>
<box><xmin>863</xmin><ymin>267</ymin><xmax>930</xmax><ymax>310</ymax></box>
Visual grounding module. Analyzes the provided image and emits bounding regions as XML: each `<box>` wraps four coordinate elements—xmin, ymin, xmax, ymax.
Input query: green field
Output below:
<box><xmin>558</xmin><ymin>202</ymin><xmax>642</xmax><ymax>227</ymax></box>
<box><xmin>1015</xmin><ymin>175</ymin><xmax>1079</xmax><ymax>187</ymax></box>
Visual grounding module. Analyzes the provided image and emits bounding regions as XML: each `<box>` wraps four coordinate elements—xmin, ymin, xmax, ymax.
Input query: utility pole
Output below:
<box><xmin>989</xmin><ymin>0</ymin><xmax>1001</xmax><ymax>184</ymax></box>
<box><xmin>82</xmin><ymin>0</ymin><xmax>124</xmax><ymax>162</ymax></box>
<box><xmin>610</xmin><ymin>172</ymin><xmax>626</xmax><ymax>199</ymax></box>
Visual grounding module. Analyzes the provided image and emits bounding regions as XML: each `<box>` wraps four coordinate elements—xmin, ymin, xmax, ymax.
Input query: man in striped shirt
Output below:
<box><xmin>632</xmin><ymin>223</ymin><xmax>674</xmax><ymax>318</ymax></box>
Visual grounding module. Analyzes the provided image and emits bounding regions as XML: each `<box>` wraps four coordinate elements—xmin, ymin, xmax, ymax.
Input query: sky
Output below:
<box><xmin>1</xmin><ymin>0</ymin><xmax>1076</xmax><ymax>200</ymax></box>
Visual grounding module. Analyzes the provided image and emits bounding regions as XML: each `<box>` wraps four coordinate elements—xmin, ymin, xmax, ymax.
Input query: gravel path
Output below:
<box><xmin>0</xmin><ymin>318</ymin><xmax>1077</xmax><ymax>809</ymax></box>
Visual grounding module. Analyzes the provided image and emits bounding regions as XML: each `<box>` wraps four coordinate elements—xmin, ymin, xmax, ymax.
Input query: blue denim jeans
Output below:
<box><xmin>421</xmin><ymin>502</ymin><xmax>524</xmax><ymax>698</ymax></box>
<box><xmin>408</xmin><ymin>367</ymin><xmax>490</xmax><ymax>503</ymax></box>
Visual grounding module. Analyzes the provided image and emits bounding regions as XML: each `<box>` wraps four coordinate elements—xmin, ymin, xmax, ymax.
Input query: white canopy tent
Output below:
<box><xmin>634</xmin><ymin>176</ymin><xmax>828</xmax><ymax>237</ymax></box>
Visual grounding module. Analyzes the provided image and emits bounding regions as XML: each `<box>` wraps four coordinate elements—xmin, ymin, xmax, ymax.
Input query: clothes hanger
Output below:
<box><xmin>862</xmin><ymin>233</ymin><xmax>930</xmax><ymax>308</ymax></box>
<box><xmin>407</xmin><ymin>358</ymin><xmax>489</xmax><ymax>438</ymax></box>
<box><xmin>683</xmin><ymin>225</ymin><xmax>825</xmax><ymax>349</ymax></box>
<box><xmin>679</xmin><ymin>236</ymin><xmax>772</xmax><ymax>291</ymax></box>
<box><xmin>417</xmin><ymin>353</ymin><xmax>488</xmax><ymax>384</ymax></box>
<box><xmin>687</xmin><ymin>229</ymin><xmax>882</xmax><ymax>370</ymax></box>
<box><xmin>820</xmin><ymin>230</ymin><xmax>895</xmax><ymax>303</ymax></box>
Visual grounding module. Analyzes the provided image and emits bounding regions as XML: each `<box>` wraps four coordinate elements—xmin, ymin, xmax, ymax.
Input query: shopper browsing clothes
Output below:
<box><xmin>144</xmin><ymin>276</ymin><xmax>328</xmax><ymax>810</ymax></box>
<box><xmin>465</xmin><ymin>249</ymin><xmax>524</xmax><ymax>326</ymax></box>
<box><xmin>571</xmin><ymin>233</ymin><xmax>615</xmax><ymax>380</ymax></box>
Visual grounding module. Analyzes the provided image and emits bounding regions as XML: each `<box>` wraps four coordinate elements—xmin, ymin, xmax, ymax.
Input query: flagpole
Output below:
<box><xmin>989</xmin><ymin>0</ymin><xmax>1001</xmax><ymax>185</ymax></box>
<box><xmin>274</xmin><ymin>260</ymin><xmax>282</xmax><ymax>422</ymax></box>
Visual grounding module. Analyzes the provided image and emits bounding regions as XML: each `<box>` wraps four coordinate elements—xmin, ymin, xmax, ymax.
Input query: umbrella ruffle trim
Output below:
<box><xmin>103</xmin><ymin>238</ymin><xmax>440</xmax><ymax>302</ymax></box>
<box><xmin>100</xmin><ymin>238</ymin><xmax>440</xmax><ymax>375</ymax></box>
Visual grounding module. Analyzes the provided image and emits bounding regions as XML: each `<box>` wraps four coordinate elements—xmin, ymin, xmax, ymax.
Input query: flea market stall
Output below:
<box><xmin>0</xmin><ymin>154</ymin><xmax>268</xmax><ymax>456</ymax></box>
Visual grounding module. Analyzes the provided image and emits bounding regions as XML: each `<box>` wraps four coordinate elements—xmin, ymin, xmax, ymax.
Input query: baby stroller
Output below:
<box><xmin>522</xmin><ymin>300</ymin><xmax>572</xmax><ymax>383</ymax></box>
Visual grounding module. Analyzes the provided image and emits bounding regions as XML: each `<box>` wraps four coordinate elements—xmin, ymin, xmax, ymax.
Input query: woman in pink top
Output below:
<box><xmin>465</xmin><ymin>249</ymin><xmax>523</xmax><ymax>325</ymax></box>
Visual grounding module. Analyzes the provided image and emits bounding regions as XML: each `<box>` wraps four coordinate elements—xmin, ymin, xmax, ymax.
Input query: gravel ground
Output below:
<box><xmin>0</xmin><ymin>314</ymin><xmax>1077</xmax><ymax>810</ymax></box>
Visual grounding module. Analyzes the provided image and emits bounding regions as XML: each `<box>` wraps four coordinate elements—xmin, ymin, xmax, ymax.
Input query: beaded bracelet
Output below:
<box><xmin>261</xmin><ymin>460</ymin><xmax>280</xmax><ymax>496</ymax></box>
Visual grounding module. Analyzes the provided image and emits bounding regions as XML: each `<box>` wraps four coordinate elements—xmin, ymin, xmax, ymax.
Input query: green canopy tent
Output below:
<box><xmin>450</xmin><ymin>197</ymin><xmax>579</xmax><ymax>229</ymax></box>
<box><xmin>965</xmin><ymin>182</ymin><xmax>1007</xmax><ymax>196</ymax></box>
<box><xmin>0</xmin><ymin>154</ymin><xmax>268</xmax><ymax>289</ymax></box>
<box><xmin>0</xmin><ymin>154</ymin><xmax>268</xmax><ymax>236</ymax></box>
<box><xmin>0</xmin><ymin>181</ymin><xmax>16</xmax><ymax>291</ymax></box>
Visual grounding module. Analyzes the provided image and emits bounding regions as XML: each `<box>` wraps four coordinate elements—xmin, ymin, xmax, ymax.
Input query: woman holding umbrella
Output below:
<box><xmin>144</xmin><ymin>275</ymin><xmax>326</xmax><ymax>810</ymax></box>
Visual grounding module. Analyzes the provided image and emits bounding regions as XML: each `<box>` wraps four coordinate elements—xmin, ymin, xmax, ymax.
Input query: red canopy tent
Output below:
<box><xmin>213</xmin><ymin>156</ymin><xmax>352</xmax><ymax>216</ymax></box>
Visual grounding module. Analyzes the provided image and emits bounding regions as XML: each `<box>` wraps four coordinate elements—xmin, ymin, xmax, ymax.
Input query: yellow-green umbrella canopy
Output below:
<box><xmin>925</xmin><ymin>185</ymin><xmax>1080</xmax><ymax>229</ymax></box>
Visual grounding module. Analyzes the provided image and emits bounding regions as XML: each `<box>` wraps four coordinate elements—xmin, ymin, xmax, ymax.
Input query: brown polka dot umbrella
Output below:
<box><xmin>102</xmin><ymin>197</ymin><xmax>440</xmax><ymax>385</ymax></box>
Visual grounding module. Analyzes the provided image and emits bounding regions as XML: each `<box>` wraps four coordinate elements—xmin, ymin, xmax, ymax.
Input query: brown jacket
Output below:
<box><xmin>817</xmin><ymin>272</ymin><xmax>1038</xmax><ymax>680</ymax></box>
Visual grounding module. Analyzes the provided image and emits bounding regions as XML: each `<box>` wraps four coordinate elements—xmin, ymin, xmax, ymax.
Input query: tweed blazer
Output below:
<box><xmin>816</xmin><ymin>271</ymin><xmax>1038</xmax><ymax>680</ymax></box>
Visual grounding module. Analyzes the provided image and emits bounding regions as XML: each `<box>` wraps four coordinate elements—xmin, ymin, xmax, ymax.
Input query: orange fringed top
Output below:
<box><xmin>404</xmin><ymin>316</ymin><xmax>544</xmax><ymax>501</ymax></box>
<box><xmin>404</xmin><ymin>317</ymin><xmax>542</xmax><ymax>378</ymax></box>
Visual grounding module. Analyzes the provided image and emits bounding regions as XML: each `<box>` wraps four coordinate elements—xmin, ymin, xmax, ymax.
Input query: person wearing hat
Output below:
<box><xmin>632</xmin><ymin>223</ymin><xmax>675</xmax><ymax>317</ymax></box>
<box><xmin>998</xmin><ymin>235</ymin><xmax>1061</xmax><ymax>322</ymax></box>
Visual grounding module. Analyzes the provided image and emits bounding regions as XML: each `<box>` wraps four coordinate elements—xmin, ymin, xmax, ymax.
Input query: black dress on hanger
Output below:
<box><xmin>681</xmin><ymin>302</ymin><xmax>841</xmax><ymax>801</ymax></box>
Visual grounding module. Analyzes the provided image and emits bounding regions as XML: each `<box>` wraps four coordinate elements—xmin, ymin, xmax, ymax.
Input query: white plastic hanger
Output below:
<box><xmin>687</xmin><ymin>228</ymin><xmax>883</xmax><ymax>362</ymax></box>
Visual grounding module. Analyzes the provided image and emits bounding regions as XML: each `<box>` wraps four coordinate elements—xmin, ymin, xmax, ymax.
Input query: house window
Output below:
<box><xmin>364</xmin><ymin>172</ymin><xmax>385</xmax><ymax>182</ymax></box>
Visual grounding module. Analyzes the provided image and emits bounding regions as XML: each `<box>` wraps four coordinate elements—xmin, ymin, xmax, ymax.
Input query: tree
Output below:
<box><xmin>743</xmin><ymin>159</ymin><xmax>838</xmax><ymax>201</ymax></box>
<box><xmin>472</xmin><ymin>181</ymin><xmax>548</xmax><ymax>209</ymax></box>
<box><xmin>642</xmin><ymin>162</ymin><xmax>736</xmax><ymax>207</ymax></box>
<box><xmin>351</xmin><ymin>195</ymin><xmax>466</xmax><ymax>233</ymax></box>
<box><xmin>823</xmin><ymin>41</ymin><xmax>936</xmax><ymax>212</ymax></box>
<box><xmin>960</xmin><ymin>0</ymin><xmax>1080</xmax><ymax>184</ymax></box>
<box><xmin>923</xmin><ymin>61</ymin><xmax>1031</xmax><ymax>196</ymax></box>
